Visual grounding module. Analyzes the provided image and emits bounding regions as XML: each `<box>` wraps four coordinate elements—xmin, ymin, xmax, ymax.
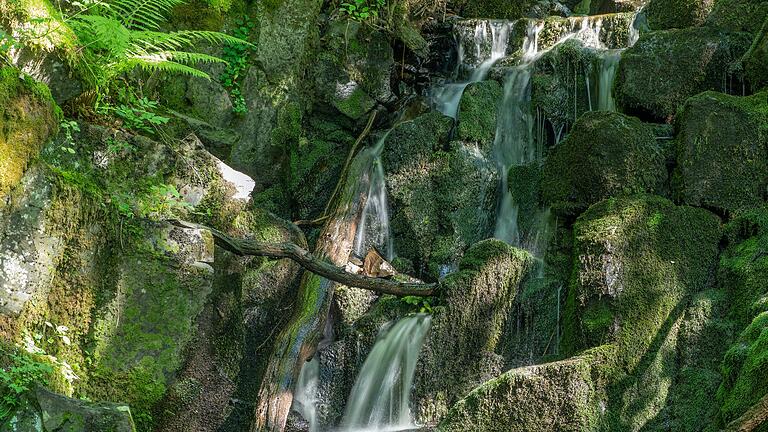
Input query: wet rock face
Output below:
<box><xmin>615</xmin><ymin>27</ymin><xmax>751</xmax><ymax>121</ymax></box>
<box><xmin>541</xmin><ymin>111</ymin><xmax>667</xmax><ymax>217</ymax></box>
<box><xmin>673</xmin><ymin>91</ymin><xmax>768</xmax><ymax>215</ymax></box>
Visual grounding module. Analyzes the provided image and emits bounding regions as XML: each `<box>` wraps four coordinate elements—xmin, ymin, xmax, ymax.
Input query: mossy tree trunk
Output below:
<box><xmin>250</xmin><ymin>151</ymin><xmax>377</xmax><ymax>432</ymax></box>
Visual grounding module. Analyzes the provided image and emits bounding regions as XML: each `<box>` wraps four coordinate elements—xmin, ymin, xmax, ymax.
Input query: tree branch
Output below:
<box><xmin>169</xmin><ymin>219</ymin><xmax>435</xmax><ymax>297</ymax></box>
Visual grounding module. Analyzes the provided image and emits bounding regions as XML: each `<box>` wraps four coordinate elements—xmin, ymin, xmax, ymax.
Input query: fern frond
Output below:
<box><xmin>152</xmin><ymin>50</ymin><xmax>227</xmax><ymax>65</ymax></box>
<box><xmin>71</xmin><ymin>15</ymin><xmax>131</xmax><ymax>57</ymax></box>
<box><xmin>108</xmin><ymin>0</ymin><xmax>185</xmax><ymax>31</ymax></box>
<box><xmin>121</xmin><ymin>55</ymin><xmax>212</xmax><ymax>78</ymax></box>
<box><xmin>131</xmin><ymin>30</ymin><xmax>254</xmax><ymax>50</ymax></box>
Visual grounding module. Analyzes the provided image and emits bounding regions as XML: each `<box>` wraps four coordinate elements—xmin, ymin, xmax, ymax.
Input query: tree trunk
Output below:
<box><xmin>249</xmin><ymin>148</ymin><xmax>391</xmax><ymax>432</ymax></box>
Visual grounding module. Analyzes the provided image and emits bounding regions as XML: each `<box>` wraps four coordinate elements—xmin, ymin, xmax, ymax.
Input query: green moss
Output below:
<box><xmin>673</xmin><ymin>91</ymin><xmax>768</xmax><ymax>214</ymax></box>
<box><xmin>451</xmin><ymin>0</ymin><xmax>533</xmax><ymax>20</ymax></box>
<box><xmin>564</xmin><ymin>195</ymin><xmax>722</xmax><ymax>430</ymax></box>
<box><xmin>0</xmin><ymin>67</ymin><xmax>59</xmax><ymax>199</ymax></box>
<box><xmin>457</xmin><ymin>81</ymin><xmax>501</xmax><ymax>147</ymax></box>
<box><xmin>437</xmin><ymin>347</ymin><xmax>611</xmax><ymax>432</ymax></box>
<box><xmin>616</xmin><ymin>27</ymin><xmax>752</xmax><ymax>120</ymax></box>
<box><xmin>716</xmin><ymin>312</ymin><xmax>768</xmax><ymax>423</ymax></box>
<box><xmin>708</xmin><ymin>0</ymin><xmax>768</xmax><ymax>33</ymax></box>
<box><xmin>744</xmin><ymin>19</ymin><xmax>768</xmax><ymax>90</ymax></box>
<box><xmin>413</xmin><ymin>240</ymin><xmax>534</xmax><ymax>424</ymax></box>
<box><xmin>645</xmin><ymin>0</ymin><xmax>714</xmax><ymax>30</ymax></box>
<box><xmin>532</xmin><ymin>39</ymin><xmax>599</xmax><ymax>130</ymax></box>
<box><xmin>541</xmin><ymin>112</ymin><xmax>666</xmax><ymax>216</ymax></box>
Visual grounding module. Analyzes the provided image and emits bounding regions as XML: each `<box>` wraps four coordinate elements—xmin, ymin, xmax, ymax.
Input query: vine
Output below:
<box><xmin>220</xmin><ymin>15</ymin><xmax>256</xmax><ymax>115</ymax></box>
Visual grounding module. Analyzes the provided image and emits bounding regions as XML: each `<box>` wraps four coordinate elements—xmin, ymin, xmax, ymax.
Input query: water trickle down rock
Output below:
<box><xmin>354</xmin><ymin>131</ymin><xmax>395</xmax><ymax>262</ymax></box>
<box><xmin>430</xmin><ymin>21</ymin><xmax>513</xmax><ymax>119</ymax></box>
<box><xmin>340</xmin><ymin>314</ymin><xmax>432</xmax><ymax>432</ymax></box>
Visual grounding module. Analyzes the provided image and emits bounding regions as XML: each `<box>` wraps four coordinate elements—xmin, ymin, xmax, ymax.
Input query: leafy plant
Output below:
<box><xmin>137</xmin><ymin>184</ymin><xmax>191</xmax><ymax>220</ymax></box>
<box><xmin>401</xmin><ymin>295</ymin><xmax>434</xmax><ymax>313</ymax></box>
<box><xmin>0</xmin><ymin>30</ymin><xmax>17</xmax><ymax>65</ymax></box>
<box><xmin>109</xmin><ymin>97</ymin><xmax>170</xmax><ymax>134</ymax></box>
<box><xmin>220</xmin><ymin>15</ymin><xmax>255</xmax><ymax>115</ymax></box>
<box><xmin>59</xmin><ymin>120</ymin><xmax>80</xmax><ymax>154</ymax></box>
<box><xmin>340</xmin><ymin>0</ymin><xmax>386</xmax><ymax>21</ymax></box>
<box><xmin>0</xmin><ymin>349</ymin><xmax>53</xmax><ymax>422</ymax></box>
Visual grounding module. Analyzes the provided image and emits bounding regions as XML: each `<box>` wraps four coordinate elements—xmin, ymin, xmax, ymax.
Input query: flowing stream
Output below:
<box><xmin>354</xmin><ymin>131</ymin><xmax>394</xmax><ymax>261</ymax></box>
<box><xmin>341</xmin><ymin>314</ymin><xmax>432</xmax><ymax>432</ymax></box>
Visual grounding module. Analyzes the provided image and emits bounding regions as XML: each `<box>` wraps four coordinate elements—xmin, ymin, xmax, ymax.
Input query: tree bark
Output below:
<box><xmin>170</xmin><ymin>219</ymin><xmax>435</xmax><ymax>297</ymax></box>
<box><xmin>247</xmin><ymin>143</ymin><xmax>414</xmax><ymax>432</ymax></box>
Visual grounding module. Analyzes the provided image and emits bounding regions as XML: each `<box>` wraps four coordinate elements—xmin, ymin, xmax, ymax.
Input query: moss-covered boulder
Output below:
<box><xmin>564</xmin><ymin>195</ymin><xmax>722</xmax><ymax>430</ymax></box>
<box><xmin>457</xmin><ymin>81</ymin><xmax>502</xmax><ymax>148</ymax></box>
<box><xmin>541</xmin><ymin>112</ymin><xmax>666</xmax><ymax>216</ymax></box>
<box><xmin>313</xmin><ymin>20</ymin><xmax>394</xmax><ymax>120</ymax></box>
<box><xmin>673</xmin><ymin>91</ymin><xmax>768</xmax><ymax>215</ymax></box>
<box><xmin>2</xmin><ymin>385</ymin><xmax>136</xmax><ymax>432</ymax></box>
<box><xmin>450</xmin><ymin>0</ymin><xmax>535</xmax><ymax>20</ymax></box>
<box><xmin>707</xmin><ymin>0</ymin><xmax>768</xmax><ymax>33</ymax></box>
<box><xmin>645</xmin><ymin>0</ymin><xmax>714</xmax><ymax>30</ymax></box>
<box><xmin>384</xmin><ymin>112</ymin><xmax>498</xmax><ymax>276</ymax></box>
<box><xmin>413</xmin><ymin>240</ymin><xmax>534</xmax><ymax>424</ymax></box>
<box><xmin>712</xmin><ymin>207</ymin><xmax>768</xmax><ymax>427</ymax></box>
<box><xmin>0</xmin><ymin>67</ymin><xmax>59</xmax><ymax>200</ymax></box>
<box><xmin>615</xmin><ymin>27</ymin><xmax>751</xmax><ymax>120</ymax></box>
<box><xmin>437</xmin><ymin>346</ymin><xmax>614</xmax><ymax>432</ymax></box>
<box><xmin>716</xmin><ymin>312</ymin><xmax>768</xmax><ymax>427</ymax></box>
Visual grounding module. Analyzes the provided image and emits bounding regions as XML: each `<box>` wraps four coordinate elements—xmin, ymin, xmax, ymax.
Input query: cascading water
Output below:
<box><xmin>292</xmin><ymin>358</ymin><xmax>320</xmax><ymax>432</ymax></box>
<box><xmin>595</xmin><ymin>49</ymin><xmax>621</xmax><ymax>112</ymax></box>
<box><xmin>491</xmin><ymin>22</ymin><xmax>549</xmax><ymax>249</ymax></box>
<box><xmin>354</xmin><ymin>132</ymin><xmax>394</xmax><ymax>261</ymax></box>
<box><xmin>492</xmin><ymin>16</ymin><xmax>632</xmax><ymax>254</ymax></box>
<box><xmin>340</xmin><ymin>314</ymin><xmax>432</xmax><ymax>432</ymax></box>
<box><xmin>431</xmin><ymin>21</ymin><xmax>512</xmax><ymax>119</ymax></box>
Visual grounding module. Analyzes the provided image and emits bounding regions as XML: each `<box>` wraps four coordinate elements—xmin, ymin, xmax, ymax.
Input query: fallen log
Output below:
<box><xmin>169</xmin><ymin>220</ymin><xmax>435</xmax><ymax>297</ymax></box>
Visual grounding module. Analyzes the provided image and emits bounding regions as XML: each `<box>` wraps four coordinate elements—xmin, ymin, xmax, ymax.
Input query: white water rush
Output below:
<box><xmin>341</xmin><ymin>314</ymin><xmax>432</xmax><ymax>432</ymax></box>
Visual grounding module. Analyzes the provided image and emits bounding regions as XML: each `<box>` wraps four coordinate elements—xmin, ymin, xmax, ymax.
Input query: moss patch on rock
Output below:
<box><xmin>707</xmin><ymin>0</ymin><xmax>768</xmax><ymax>33</ymax></box>
<box><xmin>457</xmin><ymin>81</ymin><xmax>502</xmax><ymax>147</ymax></box>
<box><xmin>564</xmin><ymin>195</ymin><xmax>722</xmax><ymax>430</ymax></box>
<box><xmin>645</xmin><ymin>0</ymin><xmax>715</xmax><ymax>30</ymax></box>
<box><xmin>413</xmin><ymin>240</ymin><xmax>534</xmax><ymax>424</ymax></box>
<box><xmin>0</xmin><ymin>67</ymin><xmax>59</xmax><ymax>200</ymax></box>
<box><xmin>616</xmin><ymin>27</ymin><xmax>751</xmax><ymax>121</ymax></box>
<box><xmin>673</xmin><ymin>91</ymin><xmax>768</xmax><ymax>215</ymax></box>
<box><xmin>541</xmin><ymin>112</ymin><xmax>666</xmax><ymax>216</ymax></box>
<box><xmin>437</xmin><ymin>346</ymin><xmax>614</xmax><ymax>432</ymax></box>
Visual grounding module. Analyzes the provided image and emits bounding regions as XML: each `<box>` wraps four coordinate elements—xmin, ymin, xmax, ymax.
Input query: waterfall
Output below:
<box><xmin>341</xmin><ymin>314</ymin><xmax>432</xmax><ymax>432</ymax></box>
<box><xmin>596</xmin><ymin>50</ymin><xmax>621</xmax><ymax>112</ymax></box>
<box><xmin>491</xmin><ymin>22</ymin><xmax>545</xmax><ymax>247</ymax></box>
<box><xmin>354</xmin><ymin>132</ymin><xmax>394</xmax><ymax>261</ymax></box>
<box><xmin>491</xmin><ymin>15</ymin><xmax>635</xmax><ymax>254</ymax></box>
<box><xmin>431</xmin><ymin>21</ymin><xmax>513</xmax><ymax>119</ymax></box>
<box><xmin>292</xmin><ymin>358</ymin><xmax>320</xmax><ymax>432</ymax></box>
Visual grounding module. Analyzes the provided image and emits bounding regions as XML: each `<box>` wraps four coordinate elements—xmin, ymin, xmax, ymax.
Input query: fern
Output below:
<box><xmin>109</xmin><ymin>0</ymin><xmax>186</xmax><ymax>31</ymax></box>
<box><xmin>68</xmin><ymin>0</ymin><xmax>253</xmax><ymax>86</ymax></box>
